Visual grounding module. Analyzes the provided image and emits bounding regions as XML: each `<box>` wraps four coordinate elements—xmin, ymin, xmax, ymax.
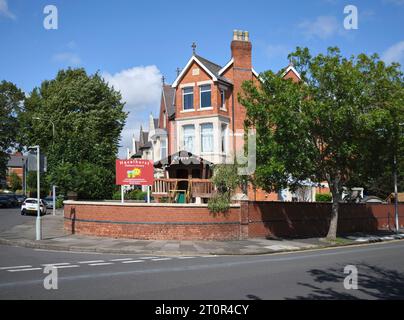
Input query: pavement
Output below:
<box><xmin>1</xmin><ymin>208</ymin><xmax>403</xmax><ymax>256</ymax></box>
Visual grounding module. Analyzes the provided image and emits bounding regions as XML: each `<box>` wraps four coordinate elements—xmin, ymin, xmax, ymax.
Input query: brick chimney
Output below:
<box><xmin>231</xmin><ymin>30</ymin><xmax>252</xmax><ymax>69</ymax></box>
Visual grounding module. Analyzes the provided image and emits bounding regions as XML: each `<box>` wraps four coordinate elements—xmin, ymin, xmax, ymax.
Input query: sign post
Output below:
<box><xmin>116</xmin><ymin>159</ymin><xmax>154</xmax><ymax>203</ymax></box>
<box><xmin>52</xmin><ymin>185</ymin><xmax>57</xmax><ymax>216</ymax></box>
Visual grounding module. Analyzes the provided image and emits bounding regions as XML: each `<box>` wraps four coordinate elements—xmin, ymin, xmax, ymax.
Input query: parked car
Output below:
<box><xmin>15</xmin><ymin>195</ymin><xmax>27</xmax><ymax>206</ymax></box>
<box><xmin>4</xmin><ymin>194</ymin><xmax>19</xmax><ymax>207</ymax></box>
<box><xmin>0</xmin><ymin>195</ymin><xmax>12</xmax><ymax>208</ymax></box>
<box><xmin>43</xmin><ymin>196</ymin><xmax>54</xmax><ymax>209</ymax></box>
<box><xmin>21</xmin><ymin>198</ymin><xmax>47</xmax><ymax>216</ymax></box>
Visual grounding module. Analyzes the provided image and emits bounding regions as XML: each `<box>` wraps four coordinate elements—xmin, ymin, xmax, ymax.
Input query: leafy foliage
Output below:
<box><xmin>208</xmin><ymin>164</ymin><xmax>241</xmax><ymax>213</ymax></box>
<box><xmin>240</xmin><ymin>47</ymin><xmax>404</xmax><ymax>238</ymax></box>
<box><xmin>0</xmin><ymin>81</ymin><xmax>25</xmax><ymax>180</ymax></box>
<box><xmin>316</xmin><ymin>193</ymin><xmax>332</xmax><ymax>203</ymax></box>
<box><xmin>20</xmin><ymin>69</ymin><xmax>127</xmax><ymax>199</ymax></box>
<box><xmin>8</xmin><ymin>172</ymin><xmax>22</xmax><ymax>192</ymax></box>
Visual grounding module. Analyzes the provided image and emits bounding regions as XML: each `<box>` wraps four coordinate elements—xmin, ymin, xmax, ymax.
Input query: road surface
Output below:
<box><xmin>0</xmin><ymin>235</ymin><xmax>403</xmax><ymax>299</ymax></box>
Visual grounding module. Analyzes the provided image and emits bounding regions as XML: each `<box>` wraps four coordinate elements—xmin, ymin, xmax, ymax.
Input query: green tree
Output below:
<box><xmin>20</xmin><ymin>68</ymin><xmax>127</xmax><ymax>200</ymax></box>
<box><xmin>240</xmin><ymin>47</ymin><xmax>404</xmax><ymax>239</ymax></box>
<box><xmin>9</xmin><ymin>172</ymin><xmax>22</xmax><ymax>192</ymax></box>
<box><xmin>0</xmin><ymin>81</ymin><xmax>25</xmax><ymax>180</ymax></box>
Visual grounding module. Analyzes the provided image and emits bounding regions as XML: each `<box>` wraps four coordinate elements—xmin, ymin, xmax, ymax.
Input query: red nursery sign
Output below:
<box><xmin>116</xmin><ymin>159</ymin><xmax>154</xmax><ymax>186</ymax></box>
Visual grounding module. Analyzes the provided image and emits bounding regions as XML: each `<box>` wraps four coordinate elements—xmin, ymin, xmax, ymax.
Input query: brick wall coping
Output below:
<box><xmin>63</xmin><ymin>200</ymin><xmax>241</xmax><ymax>208</ymax></box>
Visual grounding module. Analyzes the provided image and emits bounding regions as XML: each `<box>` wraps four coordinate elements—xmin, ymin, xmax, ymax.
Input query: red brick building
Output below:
<box><xmin>132</xmin><ymin>30</ymin><xmax>327</xmax><ymax>201</ymax></box>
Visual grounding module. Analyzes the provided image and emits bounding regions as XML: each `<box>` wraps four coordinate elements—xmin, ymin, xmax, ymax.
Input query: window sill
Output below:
<box><xmin>180</xmin><ymin>109</ymin><xmax>196</xmax><ymax>113</ymax></box>
<box><xmin>198</xmin><ymin>107</ymin><xmax>213</xmax><ymax>111</ymax></box>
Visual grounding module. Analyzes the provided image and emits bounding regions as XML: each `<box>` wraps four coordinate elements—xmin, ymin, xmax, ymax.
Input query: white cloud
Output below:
<box><xmin>382</xmin><ymin>41</ymin><xmax>404</xmax><ymax>64</ymax></box>
<box><xmin>103</xmin><ymin>65</ymin><xmax>162</xmax><ymax>112</ymax></box>
<box><xmin>298</xmin><ymin>16</ymin><xmax>340</xmax><ymax>40</ymax></box>
<box><xmin>0</xmin><ymin>0</ymin><xmax>15</xmax><ymax>19</ymax></box>
<box><xmin>103</xmin><ymin>65</ymin><xmax>162</xmax><ymax>158</ymax></box>
<box><xmin>52</xmin><ymin>52</ymin><xmax>82</xmax><ymax>66</ymax></box>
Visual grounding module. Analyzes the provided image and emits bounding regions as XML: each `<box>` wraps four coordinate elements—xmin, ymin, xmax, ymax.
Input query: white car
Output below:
<box><xmin>21</xmin><ymin>198</ymin><xmax>47</xmax><ymax>216</ymax></box>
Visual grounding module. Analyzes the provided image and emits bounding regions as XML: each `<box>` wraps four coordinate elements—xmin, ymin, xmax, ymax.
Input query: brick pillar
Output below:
<box><xmin>239</xmin><ymin>200</ymin><xmax>249</xmax><ymax>239</ymax></box>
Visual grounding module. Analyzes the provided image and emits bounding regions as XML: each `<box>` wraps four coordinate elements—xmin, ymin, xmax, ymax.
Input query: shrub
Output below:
<box><xmin>208</xmin><ymin>164</ymin><xmax>241</xmax><ymax>213</ymax></box>
<box><xmin>316</xmin><ymin>193</ymin><xmax>332</xmax><ymax>202</ymax></box>
<box><xmin>208</xmin><ymin>193</ymin><xmax>231</xmax><ymax>214</ymax></box>
<box><xmin>56</xmin><ymin>195</ymin><xmax>65</xmax><ymax>209</ymax></box>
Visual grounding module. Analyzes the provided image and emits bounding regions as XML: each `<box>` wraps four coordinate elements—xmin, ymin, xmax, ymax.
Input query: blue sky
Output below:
<box><xmin>1</xmin><ymin>0</ymin><xmax>404</xmax><ymax>157</ymax></box>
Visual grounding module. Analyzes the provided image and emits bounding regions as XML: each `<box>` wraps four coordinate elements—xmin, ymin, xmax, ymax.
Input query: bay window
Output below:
<box><xmin>201</xmin><ymin>123</ymin><xmax>213</xmax><ymax>153</ymax></box>
<box><xmin>183</xmin><ymin>125</ymin><xmax>195</xmax><ymax>153</ymax></box>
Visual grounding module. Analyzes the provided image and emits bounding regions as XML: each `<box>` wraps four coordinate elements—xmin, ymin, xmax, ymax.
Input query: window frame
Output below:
<box><xmin>182</xmin><ymin>87</ymin><xmax>194</xmax><ymax>111</ymax></box>
<box><xmin>199</xmin><ymin>84</ymin><xmax>212</xmax><ymax>109</ymax></box>
<box><xmin>160</xmin><ymin>138</ymin><xmax>167</xmax><ymax>159</ymax></box>
<box><xmin>200</xmin><ymin>122</ymin><xmax>214</xmax><ymax>153</ymax></box>
<box><xmin>182</xmin><ymin>124</ymin><xmax>195</xmax><ymax>153</ymax></box>
<box><xmin>221</xmin><ymin>123</ymin><xmax>228</xmax><ymax>154</ymax></box>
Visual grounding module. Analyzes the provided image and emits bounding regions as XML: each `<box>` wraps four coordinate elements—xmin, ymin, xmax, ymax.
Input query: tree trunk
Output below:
<box><xmin>326</xmin><ymin>179</ymin><xmax>341</xmax><ymax>240</ymax></box>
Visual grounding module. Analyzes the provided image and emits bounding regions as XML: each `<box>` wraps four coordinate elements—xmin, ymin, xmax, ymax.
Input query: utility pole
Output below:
<box><xmin>394</xmin><ymin>154</ymin><xmax>399</xmax><ymax>233</ymax></box>
<box><xmin>29</xmin><ymin>146</ymin><xmax>41</xmax><ymax>241</ymax></box>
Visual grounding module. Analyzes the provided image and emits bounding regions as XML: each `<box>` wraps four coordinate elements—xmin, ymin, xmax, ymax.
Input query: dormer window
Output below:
<box><xmin>199</xmin><ymin>85</ymin><xmax>211</xmax><ymax>109</ymax></box>
<box><xmin>183</xmin><ymin>87</ymin><xmax>194</xmax><ymax>110</ymax></box>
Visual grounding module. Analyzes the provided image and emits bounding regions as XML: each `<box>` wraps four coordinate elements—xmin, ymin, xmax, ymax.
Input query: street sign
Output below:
<box><xmin>116</xmin><ymin>159</ymin><xmax>154</xmax><ymax>186</ymax></box>
<box><xmin>27</xmin><ymin>151</ymin><xmax>47</xmax><ymax>173</ymax></box>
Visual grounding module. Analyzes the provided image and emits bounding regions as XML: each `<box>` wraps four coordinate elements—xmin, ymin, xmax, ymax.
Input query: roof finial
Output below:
<box><xmin>161</xmin><ymin>75</ymin><xmax>165</xmax><ymax>85</ymax></box>
<box><xmin>191</xmin><ymin>42</ymin><xmax>197</xmax><ymax>55</ymax></box>
<box><xmin>176</xmin><ymin>67</ymin><xmax>181</xmax><ymax>77</ymax></box>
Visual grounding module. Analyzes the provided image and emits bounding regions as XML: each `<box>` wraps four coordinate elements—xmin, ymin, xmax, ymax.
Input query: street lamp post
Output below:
<box><xmin>29</xmin><ymin>145</ymin><xmax>41</xmax><ymax>241</ymax></box>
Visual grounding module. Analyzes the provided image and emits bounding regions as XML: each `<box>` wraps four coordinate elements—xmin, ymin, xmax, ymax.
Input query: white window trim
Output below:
<box><xmin>160</xmin><ymin>137</ymin><xmax>167</xmax><ymax>159</ymax></box>
<box><xmin>197</xmin><ymin>80</ymin><xmax>213</xmax><ymax>86</ymax></box>
<box><xmin>179</xmin><ymin>83</ymin><xmax>196</xmax><ymax>88</ymax></box>
<box><xmin>220</xmin><ymin>123</ymin><xmax>228</xmax><ymax>154</ymax></box>
<box><xmin>182</xmin><ymin>86</ymin><xmax>194</xmax><ymax>111</ymax></box>
<box><xmin>182</xmin><ymin>124</ymin><xmax>195</xmax><ymax>153</ymax></box>
<box><xmin>220</xmin><ymin>89</ymin><xmax>226</xmax><ymax>111</ymax></box>
<box><xmin>199</xmin><ymin>84</ymin><xmax>212</xmax><ymax>109</ymax></box>
<box><xmin>200</xmin><ymin>122</ymin><xmax>214</xmax><ymax>153</ymax></box>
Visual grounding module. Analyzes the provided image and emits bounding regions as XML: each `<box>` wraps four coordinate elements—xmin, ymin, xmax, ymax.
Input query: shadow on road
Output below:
<box><xmin>286</xmin><ymin>263</ymin><xmax>404</xmax><ymax>300</ymax></box>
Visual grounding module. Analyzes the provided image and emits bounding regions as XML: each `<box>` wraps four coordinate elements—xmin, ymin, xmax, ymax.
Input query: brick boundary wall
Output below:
<box><xmin>64</xmin><ymin>201</ymin><xmax>404</xmax><ymax>241</ymax></box>
<box><xmin>63</xmin><ymin>201</ymin><xmax>243</xmax><ymax>241</ymax></box>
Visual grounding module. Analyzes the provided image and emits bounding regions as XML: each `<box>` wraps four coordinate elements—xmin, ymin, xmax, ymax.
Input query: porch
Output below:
<box><xmin>153</xmin><ymin>151</ymin><xmax>215</xmax><ymax>203</ymax></box>
<box><xmin>152</xmin><ymin>178</ymin><xmax>215</xmax><ymax>203</ymax></box>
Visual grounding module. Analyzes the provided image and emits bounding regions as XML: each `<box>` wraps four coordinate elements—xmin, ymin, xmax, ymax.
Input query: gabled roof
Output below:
<box><xmin>282</xmin><ymin>64</ymin><xmax>302</xmax><ymax>80</ymax></box>
<box><xmin>172</xmin><ymin>55</ymin><xmax>232</xmax><ymax>87</ymax></box>
<box><xmin>162</xmin><ymin>85</ymin><xmax>176</xmax><ymax>118</ymax></box>
<box><xmin>7</xmin><ymin>154</ymin><xmax>26</xmax><ymax>168</ymax></box>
